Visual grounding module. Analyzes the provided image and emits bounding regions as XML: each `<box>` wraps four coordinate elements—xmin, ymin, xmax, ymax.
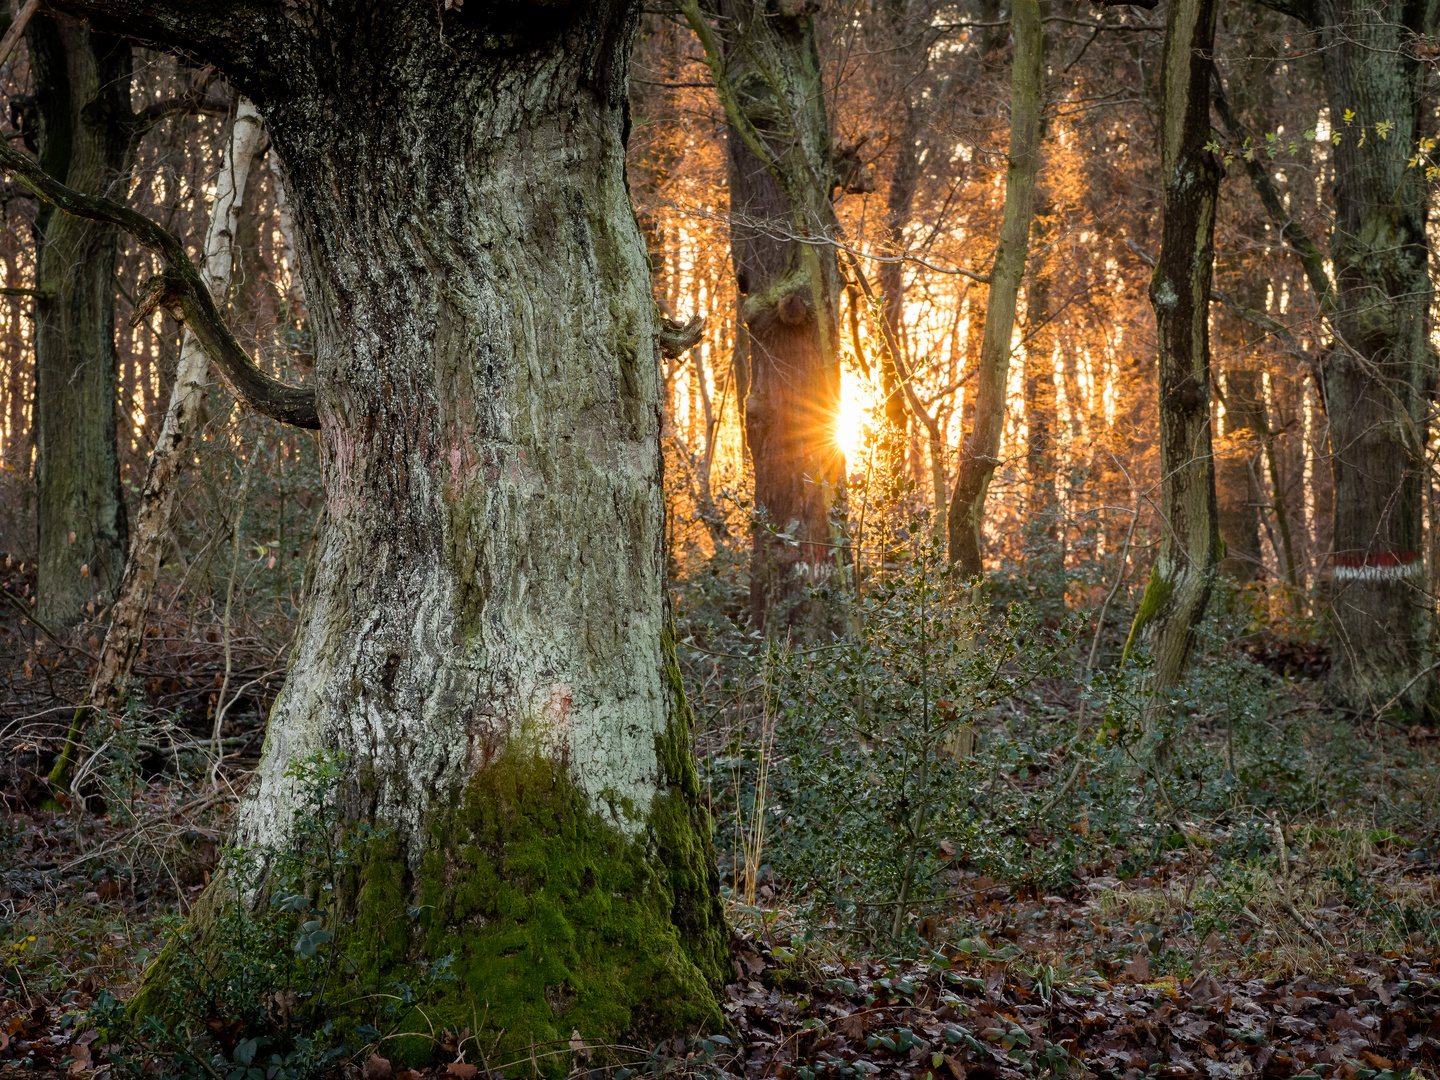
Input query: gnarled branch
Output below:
<box><xmin>658</xmin><ymin>313</ymin><xmax>705</xmax><ymax>359</ymax></box>
<box><xmin>0</xmin><ymin>135</ymin><xmax>319</xmax><ymax>429</ymax></box>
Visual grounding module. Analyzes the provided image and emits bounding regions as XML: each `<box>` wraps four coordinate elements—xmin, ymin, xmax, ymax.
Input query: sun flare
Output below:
<box><xmin>835</xmin><ymin>363</ymin><xmax>874</xmax><ymax>465</ymax></box>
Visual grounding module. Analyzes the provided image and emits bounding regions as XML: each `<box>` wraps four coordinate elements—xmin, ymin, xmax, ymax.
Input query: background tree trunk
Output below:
<box><xmin>1216</xmin><ymin>365</ymin><xmax>1265</xmax><ymax>583</ymax></box>
<box><xmin>878</xmin><ymin>104</ymin><xmax>921</xmax><ymax>465</ymax></box>
<box><xmin>1125</xmin><ymin>0</ymin><xmax>1222</xmax><ymax>689</ymax></box>
<box><xmin>685</xmin><ymin>0</ymin><xmax>846</xmax><ymax>629</ymax></box>
<box><xmin>947</xmin><ymin>0</ymin><xmax>1042</xmax><ymax>577</ymax></box>
<box><xmin>1315</xmin><ymin>0</ymin><xmax>1436</xmax><ymax>716</ymax></box>
<box><xmin>1023</xmin><ymin>201</ymin><xmax>1058</xmax><ymax>548</ymax></box>
<box><xmin>25</xmin><ymin>15</ymin><xmax>130</xmax><ymax>628</ymax></box>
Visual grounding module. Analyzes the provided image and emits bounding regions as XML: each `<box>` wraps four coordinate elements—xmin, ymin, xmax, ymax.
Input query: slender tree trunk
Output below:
<box><xmin>25</xmin><ymin>15</ymin><xmax>130</xmax><ymax>628</ymax></box>
<box><xmin>684</xmin><ymin>0</ymin><xmax>846</xmax><ymax>628</ymax></box>
<box><xmin>1124</xmin><ymin>0</ymin><xmax>1222</xmax><ymax>689</ymax></box>
<box><xmin>1216</xmin><ymin>365</ymin><xmax>1264</xmax><ymax>582</ymax></box>
<box><xmin>1314</xmin><ymin>0</ymin><xmax>1436</xmax><ymax>715</ymax></box>
<box><xmin>946</xmin><ymin>0</ymin><xmax>1042</xmax><ymax>577</ymax></box>
<box><xmin>1259</xmin><ymin>394</ymin><xmax>1303</xmax><ymax>608</ymax></box>
<box><xmin>58</xmin><ymin>102</ymin><xmax>263</xmax><ymax>779</ymax></box>
<box><xmin>878</xmin><ymin>107</ymin><xmax>920</xmax><ymax>464</ymax></box>
<box><xmin>1023</xmin><ymin>203</ymin><xmax>1058</xmax><ymax>547</ymax></box>
<box><xmin>36</xmin><ymin>1</ymin><xmax>729</xmax><ymax>1056</ymax></box>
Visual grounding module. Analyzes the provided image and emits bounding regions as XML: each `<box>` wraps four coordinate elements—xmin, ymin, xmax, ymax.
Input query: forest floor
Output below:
<box><xmin>1</xmin><ymin>592</ymin><xmax>1438</xmax><ymax>1080</ymax></box>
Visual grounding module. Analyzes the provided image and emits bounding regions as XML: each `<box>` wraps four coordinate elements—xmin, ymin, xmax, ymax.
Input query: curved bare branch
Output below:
<box><xmin>0</xmin><ymin>135</ymin><xmax>319</xmax><ymax>429</ymax></box>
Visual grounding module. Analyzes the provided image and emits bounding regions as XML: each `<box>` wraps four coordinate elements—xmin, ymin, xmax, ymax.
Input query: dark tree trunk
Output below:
<box><xmin>878</xmin><ymin>107</ymin><xmax>920</xmax><ymax>463</ymax></box>
<box><xmin>1314</xmin><ymin>0</ymin><xmax>1436</xmax><ymax>715</ymax></box>
<box><xmin>25</xmin><ymin>15</ymin><xmax>130</xmax><ymax>628</ymax></box>
<box><xmin>1023</xmin><ymin>205</ymin><xmax>1058</xmax><ymax>546</ymax></box>
<box><xmin>1216</xmin><ymin>365</ymin><xmax>1264</xmax><ymax>583</ymax></box>
<box><xmin>50</xmin><ymin>0</ymin><xmax>727</xmax><ymax>1060</ymax></box>
<box><xmin>1125</xmin><ymin>0</ymin><xmax>1222</xmax><ymax>689</ymax></box>
<box><xmin>685</xmin><ymin>0</ymin><xmax>846</xmax><ymax>628</ymax></box>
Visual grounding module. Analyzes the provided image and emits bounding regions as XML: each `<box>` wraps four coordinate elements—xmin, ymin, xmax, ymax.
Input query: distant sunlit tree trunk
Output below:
<box><xmin>1123</xmin><ymin>0</ymin><xmax>1222</xmax><ymax>689</ymax></box>
<box><xmin>1216</xmin><ymin>364</ymin><xmax>1264</xmax><ymax>584</ymax></box>
<box><xmin>947</xmin><ymin>0</ymin><xmax>1042</xmax><ymax>578</ymax></box>
<box><xmin>682</xmin><ymin>0</ymin><xmax>847</xmax><ymax>628</ymax></box>
<box><xmin>1023</xmin><ymin>200</ymin><xmax>1058</xmax><ymax>548</ymax></box>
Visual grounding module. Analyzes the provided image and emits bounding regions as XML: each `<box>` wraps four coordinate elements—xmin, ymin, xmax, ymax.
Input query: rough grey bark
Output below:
<box><xmin>946</xmin><ymin>0</ymin><xmax>1043</xmax><ymax>577</ymax></box>
<box><xmin>24</xmin><ymin>15</ymin><xmax>131</xmax><ymax>628</ymax></box>
<box><xmin>682</xmin><ymin>0</ymin><xmax>847</xmax><ymax>628</ymax></box>
<box><xmin>1124</xmin><ymin>0</ymin><xmax>1222</xmax><ymax>690</ymax></box>
<box><xmin>25</xmin><ymin>0</ymin><xmax>727</xmax><ymax>1054</ymax></box>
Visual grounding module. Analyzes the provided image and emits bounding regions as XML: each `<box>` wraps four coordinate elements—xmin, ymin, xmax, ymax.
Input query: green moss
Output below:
<box><xmin>1122</xmin><ymin>569</ymin><xmax>1174</xmax><ymax>665</ymax></box>
<box><xmin>331</xmin><ymin>659</ymin><xmax>726</xmax><ymax>1072</ymax></box>
<box><xmin>338</xmin><ymin>728</ymin><xmax>724</xmax><ymax>1072</ymax></box>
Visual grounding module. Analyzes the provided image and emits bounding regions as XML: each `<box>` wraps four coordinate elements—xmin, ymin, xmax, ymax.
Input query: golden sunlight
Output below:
<box><xmin>835</xmin><ymin>363</ymin><xmax>875</xmax><ymax>465</ymax></box>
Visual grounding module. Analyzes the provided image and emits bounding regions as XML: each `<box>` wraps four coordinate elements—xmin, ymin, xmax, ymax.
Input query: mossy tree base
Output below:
<box><xmin>345</xmin><ymin>737</ymin><xmax>727</xmax><ymax>1070</ymax></box>
<box><xmin>132</xmin><ymin>690</ymin><xmax>728</xmax><ymax>1076</ymax></box>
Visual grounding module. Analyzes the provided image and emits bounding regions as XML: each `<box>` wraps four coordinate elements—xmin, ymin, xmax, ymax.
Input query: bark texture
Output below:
<box><xmin>946</xmin><ymin>0</ymin><xmax>1042</xmax><ymax>577</ymax></box>
<box><xmin>43</xmin><ymin>0</ymin><xmax>726</xmax><ymax>1059</ymax></box>
<box><xmin>25</xmin><ymin>15</ymin><xmax>130</xmax><ymax>628</ymax></box>
<box><xmin>683</xmin><ymin>0</ymin><xmax>846</xmax><ymax>628</ymax></box>
<box><xmin>1126</xmin><ymin>0</ymin><xmax>1223</xmax><ymax>689</ymax></box>
<box><xmin>1314</xmin><ymin>0</ymin><xmax>1437</xmax><ymax>714</ymax></box>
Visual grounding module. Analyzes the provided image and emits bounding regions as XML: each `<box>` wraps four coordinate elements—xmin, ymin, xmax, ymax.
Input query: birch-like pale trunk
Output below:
<box><xmin>1124</xmin><ymin>0</ymin><xmax>1222</xmax><ymax>690</ymax></box>
<box><xmin>48</xmin><ymin>101</ymin><xmax>263</xmax><ymax>792</ymax></box>
<box><xmin>946</xmin><ymin>0</ymin><xmax>1042</xmax><ymax>578</ymax></box>
<box><xmin>25</xmin><ymin>0</ymin><xmax>727</xmax><ymax>1053</ymax></box>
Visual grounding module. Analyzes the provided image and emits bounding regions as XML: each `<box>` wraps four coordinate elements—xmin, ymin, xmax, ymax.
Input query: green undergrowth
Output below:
<box><xmin>108</xmin><ymin>700</ymin><xmax>728</xmax><ymax>1078</ymax></box>
<box><xmin>672</xmin><ymin>486</ymin><xmax>1440</xmax><ymax>971</ymax></box>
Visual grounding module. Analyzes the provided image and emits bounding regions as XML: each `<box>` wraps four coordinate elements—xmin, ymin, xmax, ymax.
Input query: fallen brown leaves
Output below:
<box><xmin>718</xmin><ymin>927</ymin><xmax>1440</xmax><ymax>1080</ymax></box>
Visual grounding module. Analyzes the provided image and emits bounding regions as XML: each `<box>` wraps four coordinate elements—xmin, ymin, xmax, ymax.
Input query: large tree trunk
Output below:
<box><xmin>1124</xmin><ymin>0</ymin><xmax>1222</xmax><ymax>689</ymax></box>
<box><xmin>684</xmin><ymin>0</ymin><xmax>846</xmax><ymax>629</ymax></box>
<box><xmin>946</xmin><ymin>0</ymin><xmax>1042</xmax><ymax>577</ymax></box>
<box><xmin>25</xmin><ymin>15</ymin><xmax>130</xmax><ymax>628</ymax></box>
<box><xmin>49</xmin><ymin>0</ymin><xmax>727</xmax><ymax>1060</ymax></box>
<box><xmin>1314</xmin><ymin>0</ymin><xmax>1436</xmax><ymax>715</ymax></box>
